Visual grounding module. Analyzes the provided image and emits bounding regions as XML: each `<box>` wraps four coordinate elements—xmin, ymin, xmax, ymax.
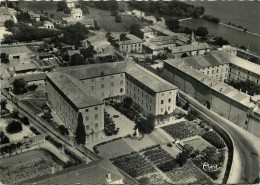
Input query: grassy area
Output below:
<box><xmin>182</xmin><ymin>136</ymin><xmax>213</xmax><ymax>151</ymax></box>
<box><xmin>88</xmin><ymin>7</ymin><xmax>147</xmax><ymax>32</ymax></box>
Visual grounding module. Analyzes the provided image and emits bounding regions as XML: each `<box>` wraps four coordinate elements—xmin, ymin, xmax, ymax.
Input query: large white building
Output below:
<box><xmin>47</xmin><ymin>61</ymin><xmax>178</xmax><ymax>142</ymax></box>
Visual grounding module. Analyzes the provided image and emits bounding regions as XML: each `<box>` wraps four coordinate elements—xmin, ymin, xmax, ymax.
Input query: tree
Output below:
<box><xmin>166</xmin><ymin>18</ymin><xmax>180</xmax><ymax>32</ymax></box>
<box><xmin>0</xmin><ymin>131</ymin><xmax>10</xmax><ymax>145</ymax></box>
<box><xmin>80</xmin><ymin>46</ymin><xmax>95</xmax><ymax>59</ymax></box>
<box><xmin>129</xmin><ymin>24</ymin><xmax>142</xmax><ymax>38</ymax></box>
<box><xmin>70</xmin><ymin>53</ymin><xmax>85</xmax><ymax>66</ymax></box>
<box><xmin>215</xmin><ymin>37</ymin><xmax>229</xmax><ymax>47</ymax></box>
<box><xmin>75</xmin><ymin>113</ymin><xmax>86</xmax><ymax>145</ymax></box>
<box><xmin>136</xmin><ymin>114</ymin><xmax>155</xmax><ymax>134</ymax></box>
<box><xmin>119</xmin><ymin>33</ymin><xmax>127</xmax><ymax>41</ymax></box>
<box><xmin>195</xmin><ymin>27</ymin><xmax>208</xmax><ymax>37</ymax></box>
<box><xmin>27</xmin><ymin>84</ymin><xmax>38</xmax><ymax>91</ymax></box>
<box><xmin>63</xmin><ymin>54</ymin><xmax>70</xmax><ymax>63</ymax></box>
<box><xmin>4</xmin><ymin>20</ymin><xmax>15</xmax><ymax>30</ymax></box>
<box><xmin>1</xmin><ymin>98</ymin><xmax>7</xmax><ymax>110</ymax></box>
<box><xmin>12</xmin><ymin>78</ymin><xmax>27</xmax><ymax>95</ymax></box>
<box><xmin>6</xmin><ymin>120</ymin><xmax>22</xmax><ymax>134</ymax></box>
<box><xmin>115</xmin><ymin>14</ymin><xmax>121</xmax><ymax>23</ymax></box>
<box><xmin>176</xmin><ymin>144</ymin><xmax>193</xmax><ymax>167</ymax></box>
<box><xmin>21</xmin><ymin>116</ymin><xmax>30</xmax><ymax>125</ymax></box>
<box><xmin>57</xmin><ymin>1</ymin><xmax>67</xmax><ymax>11</ymax></box>
<box><xmin>123</xmin><ymin>97</ymin><xmax>133</xmax><ymax>109</ymax></box>
<box><xmin>59</xmin><ymin>125</ymin><xmax>69</xmax><ymax>136</ymax></box>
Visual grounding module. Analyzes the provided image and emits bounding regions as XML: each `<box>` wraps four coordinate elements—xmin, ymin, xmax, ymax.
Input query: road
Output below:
<box><xmin>179</xmin><ymin>91</ymin><xmax>260</xmax><ymax>184</ymax></box>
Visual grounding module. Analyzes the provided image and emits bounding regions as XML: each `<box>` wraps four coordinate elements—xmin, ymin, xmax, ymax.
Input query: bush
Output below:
<box><xmin>46</xmin><ymin>136</ymin><xmax>63</xmax><ymax>149</ymax></box>
<box><xmin>183</xmin><ymin>102</ymin><xmax>190</xmax><ymax>110</ymax></box>
<box><xmin>0</xmin><ymin>131</ymin><xmax>10</xmax><ymax>144</ymax></box>
<box><xmin>30</xmin><ymin>126</ymin><xmax>41</xmax><ymax>135</ymax></box>
<box><xmin>6</xmin><ymin>120</ymin><xmax>22</xmax><ymax>134</ymax></box>
<box><xmin>21</xmin><ymin>116</ymin><xmax>30</xmax><ymax>125</ymax></box>
<box><xmin>185</xmin><ymin>110</ymin><xmax>197</xmax><ymax>121</ymax></box>
<box><xmin>27</xmin><ymin>84</ymin><xmax>38</xmax><ymax>91</ymax></box>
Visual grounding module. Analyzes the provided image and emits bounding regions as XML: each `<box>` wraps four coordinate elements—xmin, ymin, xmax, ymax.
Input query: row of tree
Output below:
<box><xmin>128</xmin><ymin>1</ymin><xmax>205</xmax><ymax>18</ymax></box>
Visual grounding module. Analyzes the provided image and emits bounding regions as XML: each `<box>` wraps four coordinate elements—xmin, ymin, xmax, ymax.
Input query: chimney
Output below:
<box><xmin>106</xmin><ymin>172</ymin><xmax>112</xmax><ymax>183</ymax></box>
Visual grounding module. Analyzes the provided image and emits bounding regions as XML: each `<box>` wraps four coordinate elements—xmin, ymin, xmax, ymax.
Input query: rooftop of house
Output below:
<box><xmin>47</xmin><ymin>72</ymin><xmax>103</xmax><ymax>109</ymax></box>
<box><xmin>171</xmin><ymin>43</ymin><xmax>210</xmax><ymax>54</ymax></box>
<box><xmin>229</xmin><ymin>54</ymin><xmax>260</xmax><ymax>75</ymax></box>
<box><xmin>28</xmin><ymin>11</ymin><xmax>40</xmax><ymax>18</ymax></box>
<box><xmin>13</xmin><ymin>63</ymin><xmax>38</xmax><ymax>72</ymax></box>
<box><xmin>44</xmin><ymin>21</ymin><xmax>54</xmax><ymax>25</ymax></box>
<box><xmin>73</xmin><ymin>8</ymin><xmax>82</xmax><ymax>14</ymax></box>
<box><xmin>140</xmin><ymin>27</ymin><xmax>153</xmax><ymax>33</ymax></box>
<box><xmin>164</xmin><ymin>59</ymin><xmax>255</xmax><ymax>108</ymax></box>
<box><xmin>55</xmin><ymin>61</ymin><xmax>177</xmax><ymax>93</ymax></box>
<box><xmin>0</xmin><ymin>46</ymin><xmax>33</xmax><ymax>55</ymax></box>
<box><xmin>9</xmin><ymin>73</ymin><xmax>46</xmax><ymax>84</ymax></box>
<box><xmin>144</xmin><ymin>16</ymin><xmax>156</xmax><ymax>20</ymax></box>
<box><xmin>23</xmin><ymin>158</ymin><xmax>123</xmax><ymax>184</ymax></box>
<box><xmin>166</xmin><ymin>51</ymin><xmax>229</xmax><ymax>70</ymax></box>
<box><xmin>67</xmin><ymin>50</ymin><xmax>80</xmax><ymax>56</ymax></box>
<box><xmin>118</xmin><ymin>34</ymin><xmax>143</xmax><ymax>45</ymax></box>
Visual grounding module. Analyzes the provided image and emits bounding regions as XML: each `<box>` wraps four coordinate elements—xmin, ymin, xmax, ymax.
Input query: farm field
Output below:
<box><xmin>162</xmin><ymin>121</ymin><xmax>205</xmax><ymax>140</ymax></box>
<box><xmin>182</xmin><ymin>136</ymin><xmax>213</xmax><ymax>151</ymax></box>
<box><xmin>88</xmin><ymin>7</ymin><xmax>147</xmax><ymax>32</ymax></box>
<box><xmin>111</xmin><ymin>152</ymin><xmax>156</xmax><ymax>178</ymax></box>
<box><xmin>165</xmin><ymin>161</ymin><xmax>212</xmax><ymax>183</ymax></box>
<box><xmin>0</xmin><ymin>149</ymin><xmax>62</xmax><ymax>184</ymax></box>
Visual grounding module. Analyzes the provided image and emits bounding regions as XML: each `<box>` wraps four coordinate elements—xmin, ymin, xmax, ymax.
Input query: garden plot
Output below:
<box><xmin>95</xmin><ymin>138</ymin><xmax>134</xmax><ymax>159</ymax></box>
<box><xmin>111</xmin><ymin>152</ymin><xmax>156</xmax><ymax>178</ymax></box>
<box><xmin>161</xmin><ymin>144</ymin><xmax>181</xmax><ymax>158</ymax></box>
<box><xmin>182</xmin><ymin>136</ymin><xmax>214</xmax><ymax>151</ymax></box>
<box><xmin>162</xmin><ymin>121</ymin><xmax>205</xmax><ymax>140</ymax></box>
<box><xmin>165</xmin><ymin>160</ymin><xmax>212</xmax><ymax>184</ymax></box>
<box><xmin>0</xmin><ymin>149</ymin><xmax>63</xmax><ymax>184</ymax></box>
<box><xmin>0</xmin><ymin>119</ymin><xmax>34</xmax><ymax>142</ymax></box>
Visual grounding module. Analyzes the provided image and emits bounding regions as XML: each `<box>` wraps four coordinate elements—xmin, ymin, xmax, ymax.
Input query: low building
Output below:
<box><xmin>144</xmin><ymin>16</ymin><xmax>157</xmax><ymax>24</ymax></box>
<box><xmin>0</xmin><ymin>46</ymin><xmax>34</xmax><ymax>63</ymax></box>
<box><xmin>28</xmin><ymin>12</ymin><xmax>40</xmax><ymax>21</ymax></box>
<box><xmin>12</xmin><ymin>63</ymin><xmax>38</xmax><ymax>74</ymax></box>
<box><xmin>132</xmin><ymin>10</ymin><xmax>145</xmax><ymax>19</ymax></box>
<box><xmin>117</xmin><ymin>34</ymin><xmax>143</xmax><ymax>54</ymax></box>
<box><xmin>228</xmin><ymin>55</ymin><xmax>260</xmax><ymax>85</ymax></box>
<box><xmin>71</xmin><ymin>8</ymin><xmax>83</xmax><ymax>19</ymax></box>
<box><xmin>163</xmin><ymin>58</ymin><xmax>260</xmax><ymax>137</ymax></box>
<box><xmin>170</xmin><ymin>43</ymin><xmax>211</xmax><ymax>58</ymax></box>
<box><xmin>140</xmin><ymin>27</ymin><xmax>154</xmax><ymax>40</ymax></box>
<box><xmin>43</xmin><ymin>21</ymin><xmax>54</xmax><ymax>29</ymax></box>
<box><xmin>165</xmin><ymin>51</ymin><xmax>230</xmax><ymax>82</ymax></box>
<box><xmin>24</xmin><ymin>158</ymin><xmax>124</xmax><ymax>184</ymax></box>
<box><xmin>66</xmin><ymin>0</ymin><xmax>75</xmax><ymax>9</ymax></box>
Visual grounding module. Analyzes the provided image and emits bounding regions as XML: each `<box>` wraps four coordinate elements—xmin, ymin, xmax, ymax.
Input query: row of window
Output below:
<box><xmin>85</xmin><ymin>107</ymin><xmax>98</xmax><ymax>112</ymax></box>
<box><xmin>86</xmin><ymin>114</ymin><xmax>99</xmax><ymax>121</ymax></box>
<box><xmin>90</xmin><ymin>74</ymin><xmax>124</xmax><ymax>82</ymax></box>
<box><xmin>86</xmin><ymin>123</ymin><xmax>99</xmax><ymax>130</ymax></box>
<box><xmin>161</xmin><ymin>98</ymin><xmax>171</xmax><ymax>104</ymax></box>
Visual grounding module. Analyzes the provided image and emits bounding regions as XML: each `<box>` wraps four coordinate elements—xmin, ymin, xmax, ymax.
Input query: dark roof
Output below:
<box><xmin>23</xmin><ymin>158</ymin><xmax>124</xmax><ymax>184</ymax></box>
<box><xmin>166</xmin><ymin>51</ymin><xmax>229</xmax><ymax>70</ymax></box>
<box><xmin>47</xmin><ymin>72</ymin><xmax>103</xmax><ymax>109</ymax></box>
<box><xmin>9</xmin><ymin>73</ymin><xmax>46</xmax><ymax>83</ymax></box>
<box><xmin>55</xmin><ymin>62</ymin><xmax>128</xmax><ymax>80</ymax></box>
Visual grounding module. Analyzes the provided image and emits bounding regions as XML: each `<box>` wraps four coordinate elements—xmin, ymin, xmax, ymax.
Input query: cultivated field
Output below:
<box><xmin>0</xmin><ymin>149</ymin><xmax>62</xmax><ymax>184</ymax></box>
<box><xmin>182</xmin><ymin>136</ymin><xmax>213</xmax><ymax>151</ymax></box>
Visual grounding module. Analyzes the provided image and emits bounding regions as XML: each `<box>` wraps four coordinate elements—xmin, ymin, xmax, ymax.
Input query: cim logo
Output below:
<box><xmin>202</xmin><ymin>162</ymin><xmax>221</xmax><ymax>172</ymax></box>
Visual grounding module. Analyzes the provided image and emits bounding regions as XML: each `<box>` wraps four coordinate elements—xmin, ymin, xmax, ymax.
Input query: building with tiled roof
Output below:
<box><xmin>228</xmin><ymin>54</ymin><xmax>260</xmax><ymax>85</ymax></box>
<box><xmin>166</xmin><ymin>51</ymin><xmax>229</xmax><ymax>82</ymax></box>
<box><xmin>170</xmin><ymin>42</ymin><xmax>211</xmax><ymax>57</ymax></box>
<box><xmin>24</xmin><ymin>158</ymin><xmax>124</xmax><ymax>184</ymax></box>
<box><xmin>47</xmin><ymin>61</ymin><xmax>177</xmax><ymax>142</ymax></box>
<box><xmin>163</xmin><ymin>57</ymin><xmax>260</xmax><ymax>137</ymax></box>
<box><xmin>117</xmin><ymin>34</ymin><xmax>144</xmax><ymax>54</ymax></box>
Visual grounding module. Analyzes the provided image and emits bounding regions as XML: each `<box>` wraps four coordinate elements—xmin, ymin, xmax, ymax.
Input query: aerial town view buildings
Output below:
<box><xmin>0</xmin><ymin>1</ymin><xmax>259</xmax><ymax>184</ymax></box>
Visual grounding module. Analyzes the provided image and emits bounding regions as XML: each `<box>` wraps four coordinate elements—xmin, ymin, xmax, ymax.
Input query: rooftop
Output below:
<box><xmin>23</xmin><ymin>158</ymin><xmax>123</xmax><ymax>184</ymax></box>
<box><xmin>164</xmin><ymin>59</ymin><xmax>254</xmax><ymax>107</ymax></box>
<box><xmin>9</xmin><ymin>73</ymin><xmax>46</xmax><ymax>83</ymax></box>
<box><xmin>13</xmin><ymin>63</ymin><xmax>38</xmax><ymax>72</ymax></box>
<box><xmin>0</xmin><ymin>46</ymin><xmax>33</xmax><ymax>55</ymax></box>
<box><xmin>140</xmin><ymin>27</ymin><xmax>153</xmax><ymax>33</ymax></box>
<box><xmin>67</xmin><ymin>50</ymin><xmax>80</xmax><ymax>56</ymax></box>
<box><xmin>47</xmin><ymin>72</ymin><xmax>103</xmax><ymax>109</ymax></box>
<box><xmin>229</xmin><ymin>55</ymin><xmax>260</xmax><ymax>75</ymax></box>
<box><xmin>55</xmin><ymin>61</ymin><xmax>177</xmax><ymax>93</ymax></box>
<box><xmin>166</xmin><ymin>51</ymin><xmax>229</xmax><ymax>70</ymax></box>
<box><xmin>171</xmin><ymin>43</ymin><xmax>210</xmax><ymax>54</ymax></box>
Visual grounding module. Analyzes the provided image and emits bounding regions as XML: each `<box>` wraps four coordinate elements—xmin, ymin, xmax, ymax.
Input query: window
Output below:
<box><xmin>120</xmin><ymin>80</ymin><xmax>123</xmax><ymax>85</ymax></box>
<box><xmin>86</xmin><ymin>116</ymin><xmax>89</xmax><ymax>121</ymax></box>
<box><xmin>168</xmin><ymin>98</ymin><xmax>171</xmax><ymax>103</ymax></box>
<box><xmin>169</xmin><ymin>92</ymin><xmax>172</xmax><ymax>94</ymax></box>
<box><xmin>161</xmin><ymin>108</ymin><xmax>163</xmax><ymax>113</ymax></box>
<box><xmin>95</xmin><ymin>114</ymin><xmax>98</xmax><ymax>119</ymax></box>
<box><xmin>142</xmin><ymin>92</ymin><xmax>143</xmax><ymax>97</ymax></box>
<box><xmin>120</xmin><ymin>88</ymin><xmax>123</xmax><ymax>93</ymax></box>
<box><xmin>85</xmin><ymin>109</ymin><xmax>89</xmax><ymax>112</ymax></box>
<box><xmin>127</xmin><ymin>81</ymin><xmax>128</xmax><ymax>85</ymax></box>
<box><xmin>162</xmin><ymin>93</ymin><xmax>164</xmax><ymax>96</ymax></box>
<box><xmin>207</xmin><ymin>71</ymin><xmax>209</xmax><ymax>75</ymax></box>
<box><xmin>146</xmin><ymin>103</ymin><xmax>148</xmax><ymax>107</ymax></box>
<box><xmin>95</xmin><ymin>123</ymin><xmax>98</xmax><ymax>128</ymax></box>
<box><xmin>161</xmin><ymin>100</ymin><xmax>164</xmax><ymax>104</ymax></box>
<box><xmin>111</xmin><ymin>82</ymin><xmax>114</xmax><ymax>86</ymax></box>
<box><xmin>91</xmin><ymin>86</ymin><xmax>94</xmax><ymax>90</ymax></box>
<box><xmin>138</xmin><ymin>97</ymin><xmax>139</xmax><ymax>102</ymax></box>
<box><xmin>137</xmin><ymin>89</ymin><xmax>139</xmax><ymax>93</ymax></box>
<box><xmin>168</xmin><ymin>106</ymin><xmax>171</xmax><ymax>110</ymax></box>
<box><xmin>212</xmin><ymin>70</ymin><xmax>214</xmax><ymax>73</ymax></box>
<box><xmin>101</xmin><ymin>84</ymin><xmax>105</xmax><ymax>88</ymax></box>
<box><xmin>150</xmin><ymin>98</ymin><xmax>152</xmax><ymax>103</ymax></box>
<box><xmin>86</xmin><ymin>125</ymin><xmax>90</xmax><ymax>130</ymax></box>
<box><xmin>95</xmin><ymin>107</ymin><xmax>98</xmax><ymax>110</ymax></box>
<box><xmin>102</xmin><ymin>92</ymin><xmax>104</xmax><ymax>97</ymax></box>
<box><xmin>217</xmin><ymin>69</ymin><xmax>219</xmax><ymax>73</ymax></box>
